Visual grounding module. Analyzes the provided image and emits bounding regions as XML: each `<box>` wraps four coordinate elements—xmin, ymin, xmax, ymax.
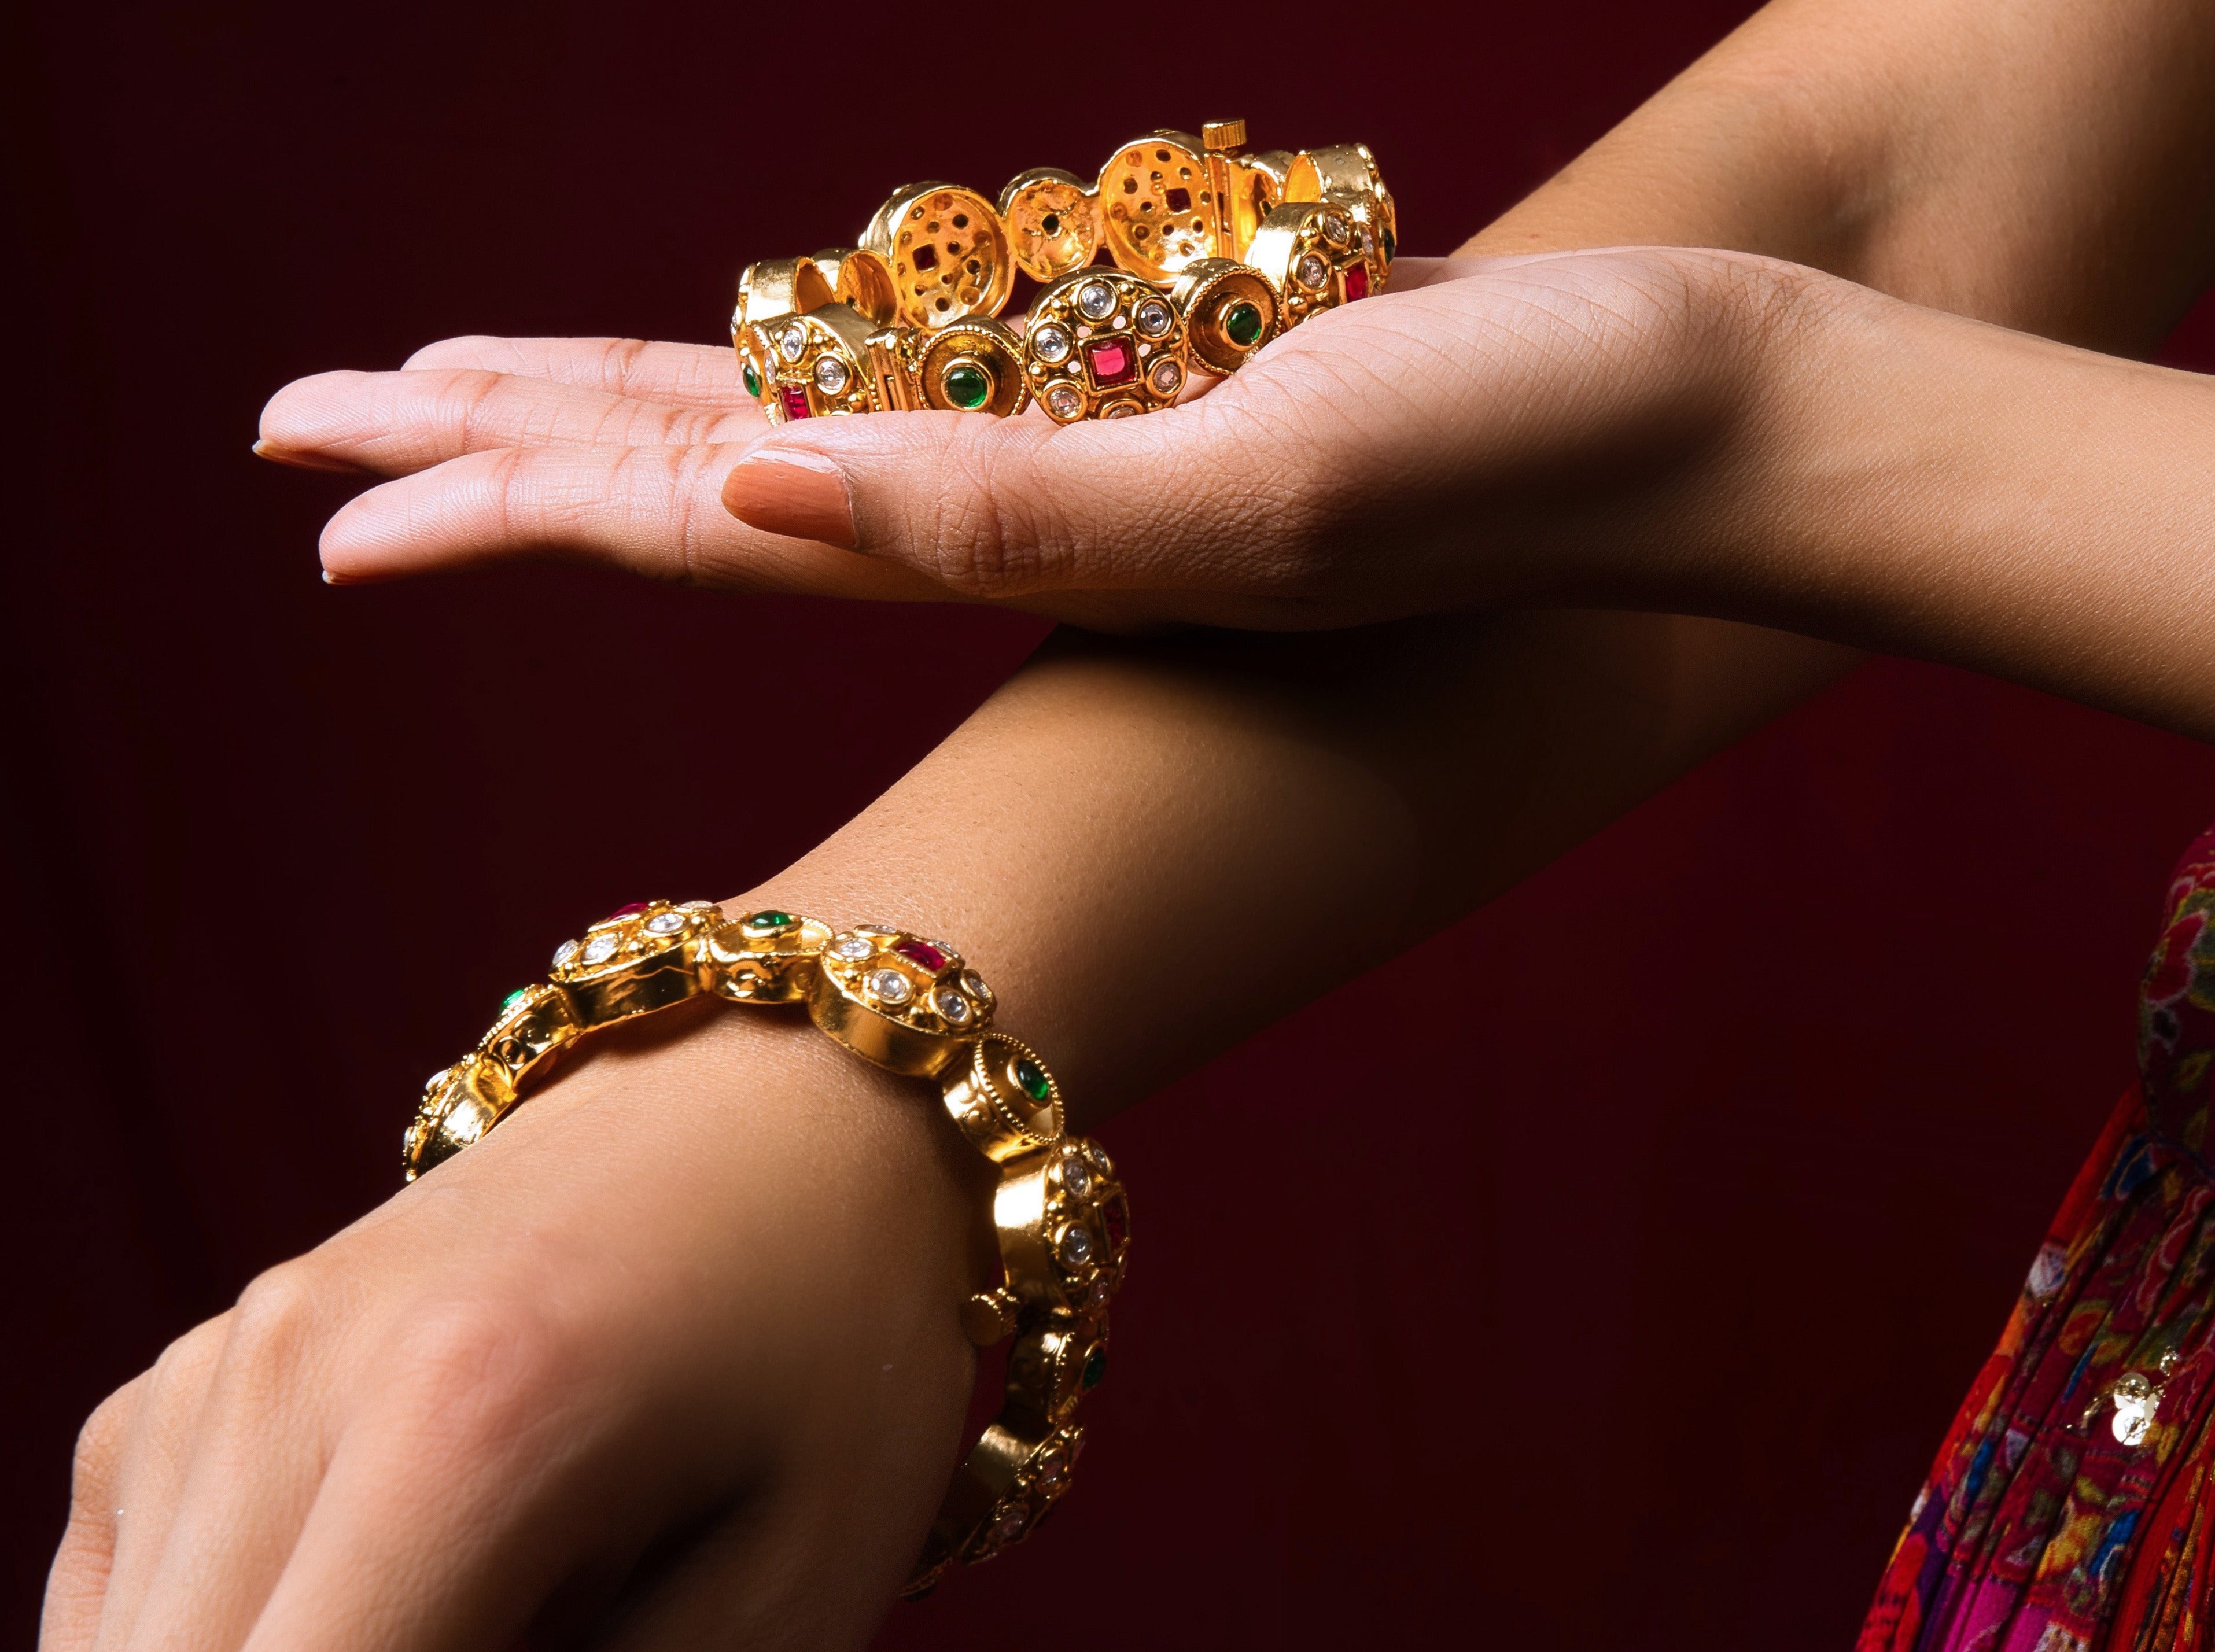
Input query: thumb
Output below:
<box><xmin>717</xmin><ymin>404</ymin><xmax>1292</xmax><ymax>603</ymax></box>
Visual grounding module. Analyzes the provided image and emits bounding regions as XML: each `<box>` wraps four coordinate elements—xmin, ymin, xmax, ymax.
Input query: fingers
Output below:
<box><xmin>318</xmin><ymin>440</ymin><xmax>950</xmax><ymax>602</ymax></box>
<box><xmin>71</xmin><ymin>1317</ymin><xmax>235</xmax><ymax>1652</ymax></box>
<box><xmin>402</xmin><ymin>337</ymin><xmax>750</xmax><ymax>410</ymax></box>
<box><xmin>42</xmin><ymin>1375</ymin><xmax>143</xmax><ymax>1652</ymax></box>
<box><xmin>109</xmin><ymin>1274</ymin><xmax>338</xmax><ymax>1652</ymax></box>
<box><xmin>227</xmin><ymin>1301</ymin><xmax>591</xmax><ymax>1652</ymax></box>
<box><xmin>257</xmin><ymin>368</ymin><xmax>764</xmax><ymax>477</ymax></box>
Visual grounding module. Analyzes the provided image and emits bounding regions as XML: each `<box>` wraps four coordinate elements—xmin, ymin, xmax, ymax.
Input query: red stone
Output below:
<box><xmin>605</xmin><ymin>902</ymin><xmax>648</xmax><ymax>921</ymax></box>
<box><xmin>1102</xmin><ymin>1193</ymin><xmax>1129</xmax><ymax>1252</ymax></box>
<box><xmin>1085</xmin><ymin>337</ymin><xmax>1136</xmax><ymax>388</ymax></box>
<box><xmin>1343</xmin><ymin>264</ymin><xmax>1370</xmax><ymax>303</ymax></box>
<box><xmin>779</xmin><ymin>384</ymin><xmax>812</xmax><ymax>421</ymax></box>
<box><xmin>893</xmin><ymin>938</ymin><xmax>950</xmax><ymax>973</ymax></box>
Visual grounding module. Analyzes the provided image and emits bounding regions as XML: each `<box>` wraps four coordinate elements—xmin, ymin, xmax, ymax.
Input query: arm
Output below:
<box><xmin>65</xmin><ymin>2</ymin><xmax>2215</xmax><ymax>1650</ymax></box>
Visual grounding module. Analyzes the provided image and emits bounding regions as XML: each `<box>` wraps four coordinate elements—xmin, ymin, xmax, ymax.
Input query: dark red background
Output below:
<box><xmin>10</xmin><ymin>1</ymin><xmax>2215</xmax><ymax>1646</ymax></box>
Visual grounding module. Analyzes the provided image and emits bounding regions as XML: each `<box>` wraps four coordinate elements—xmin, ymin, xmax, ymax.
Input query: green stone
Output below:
<box><xmin>744</xmin><ymin>909</ymin><xmax>795</xmax><ymax>935</ymax></box>
<box><xmin>1223</xmin><ymin>300</ymin><xmax>1263</xmax><ymax>348</ymax></box>
<box><xmin>943</xmin><ymin>363</ymin><xmax>991</xmax><ymax>410</ymax></box>
<box><xmin>499</xmin><ymin>987</ymin><xmax>531</xmax><ymax>1019</ymax></box>
<box><xmin>1381</xmin><ymin>226</ymin><xmax>1396</xmax><ymax>264</ymax></box>
<box><xmin>1081</xmin><ymin>1344</ymin><xmax>1108</xmax><ymax>1389</ymax></box>
<box><xmin>742</xmin><ymin>360</ymin><xmax>762</xmax><ymax>399</ymax></box>
<box><xmin>1013</xmin><ymin>1054</ymin><xmax>1053</xmax><ymax>1102</ymax></box>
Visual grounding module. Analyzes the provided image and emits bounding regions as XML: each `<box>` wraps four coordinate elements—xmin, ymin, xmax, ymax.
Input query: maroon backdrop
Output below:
<box><xmin>11</xmin><ymin>1</ymin><xmax>2215</xmax><ymax>1646</ymax></box>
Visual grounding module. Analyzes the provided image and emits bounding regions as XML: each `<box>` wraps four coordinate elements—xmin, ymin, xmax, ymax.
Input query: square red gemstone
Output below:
<box><xmin>893</xmin><ymin>938</ymin><xmax>950</xmax><ymax>973</ymax></box>
<box><xmin>1343</xmin><ymin>264</ymin><xmax>1370</xmax><ymax>303</ymax></box>
<box><xmin>605</xmin><ymin>902</ymin><xmax>649</xmax><ymax>921</ymax></box>
<box><xmin>1164</xmin><ymin>186</ymin><xmax>1192</xmax><ymax>213</ymax></box>
<box><xmin>1085</xmin><ymin>336</ymin><xmax>1136</xmax><ymax>388</ymax></box>
<box><xmin>778</xmin><ymin>384</ymin><xmax>812</xmax><ymax>421</ymax></box>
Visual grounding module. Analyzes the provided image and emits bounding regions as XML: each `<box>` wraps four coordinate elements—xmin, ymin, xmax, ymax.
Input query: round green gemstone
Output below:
<box><xmin>1013</xmin><ymin>1054</ymin><xmax>1053</xmax><ymax>1102</ymax></box>
<box><xmin>1381</xmin><ymin>226</ymin><xmax>1396</xmax><ymax>264</ymax></box>
<box><xmin>1223</xmin><ymin>300</ymin><xmax>1263</xmax><ymax>348</ymax></box>
<box><xmin>744</xmin><ymin>909</ymin><xmax>795</xmax><ymax>935</ymax></box>
<box><xmin>943</xmin><ymin>363</ymin><xmax>992</xmax><ymax>410</ymax></box>
<box><xmin>742</xmin><ymin>360</ymin><xmax>762</xmax><ymax>399</ymax></box>
<box><xmin>1081</xmin><ymin>1344</ymin><xmax>1108</xmax><ymax>1390</ymax></box>
<box><xmin>499</xmin><ymin>987</ymin><xmax>531</xmax><ymax>1019</ymax></box>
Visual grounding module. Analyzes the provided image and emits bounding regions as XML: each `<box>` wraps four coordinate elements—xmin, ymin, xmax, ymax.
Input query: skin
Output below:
<box><xmin>53</xmin><ymin>0</ymin><xmax>2215</xmax><ymax>1648</ymax></box>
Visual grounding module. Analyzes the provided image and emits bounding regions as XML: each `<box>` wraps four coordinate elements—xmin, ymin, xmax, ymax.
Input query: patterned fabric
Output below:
<box><xmin>1860</xmin><ymin>824</ymin><xmax>2215</xmax><ymax>1651</ymax></box>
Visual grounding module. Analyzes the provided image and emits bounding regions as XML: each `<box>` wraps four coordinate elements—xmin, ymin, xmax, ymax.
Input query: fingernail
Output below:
<box><xmin>721</xmin><ymin>451</ymin><xmax>856</xmax><ymax>550</ymax></box>
<box><xmin>253</xmin><ymin>438</ymin><xmax>373</xmax><ymax>475</ymax></box>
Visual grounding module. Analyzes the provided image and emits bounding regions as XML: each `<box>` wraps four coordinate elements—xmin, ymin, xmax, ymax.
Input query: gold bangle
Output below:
<box><xmin>400</xmin><ymin>899</ymin><xmax>1129</xmax><ymax>1598</ymax></box>
<box><xmin>731</xmin><ymin>117</ymin><xmax>1395</xmax><ymax>425</ymax></box>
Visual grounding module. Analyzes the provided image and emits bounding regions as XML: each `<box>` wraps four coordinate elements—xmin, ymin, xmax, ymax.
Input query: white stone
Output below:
<box><xmin>1323</xmin><ymin>212</ymin><xmax>1349</xmax><ymax>244</ymax></box>
<box><xmin>779</xmin><ymin>322</ymin><xmax>807</xmax><ymax>362</ymax></box>
<box><xmin>813</xmin><ymin>355</ymin><xmax>850</xmax><ymax>394</ymax></box>
<box><xmin>580</xmin><ymin>934</ymin><xmax>619</xmax><ymax>966</ymax></box>
<box><xmin>936</xmin><ymin>988</ymin><xmax>972</xmax><ymax>1024</ymax></box>
<box><xmin>1031</xmin><ymin>322</ymin><xmax>1072</xmax><ymax>364</ymax></box>
<box><xmin>643</xmin><ymin>912</ymin><xmax>685</xmax><ymax>936</ymax></box>
<box><xmin>1295</xmin><ymin>253</ymin><xmax>1328</xmax><ymax>289</ymax></box>
<box><xmin>962</xmin><ymin>969</ymin><xmax>991</xmax><ymax>1001</ymax></box>
<box><xmin>1134</xmin><ymin>299</ymin><xmax>1173</xmax><ymax>338</ymax></box>
<box><xmin>1045</xmin><ymin>383</ymin><xmax>1084</xmax><ymax>420</ymax></box>
<box><xmin>551</xmin><ymin>939</ymin><xmax>580</xmax><ymax>969</ymax></box>
<box><xmin>1148</xmin><ymin>357</ymin><xmax>1183</xmax><ymax>395</ymax></box>
<box><xmin>832</xmin><ymin>935</ymin><xmax>873</xmax><ymax>960</ymax></box>
<box><xmin>1076</xmin><ymin>280</ymin><xmax>1115</xmax><ymax>319</ymax></box>
<box><xmin>868</xmin><ymin>968</ymin><xmax>913</xmax><ymax>1005</ymax></box>
<box><xmin>1058</xmin><ymin>1223</ymin><xmax>1093</xmax><ymax>1265</ymax></box>
<box><xmin>1062</xmin><ymin>1153</ymin><xmax>1092</xmax><ymax>1197</ymax></box>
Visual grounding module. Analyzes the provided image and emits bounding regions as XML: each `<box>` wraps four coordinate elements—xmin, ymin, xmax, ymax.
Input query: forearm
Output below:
<box><xmin>725</xmin><ymin>613</ymin><xmax>1845</xmax><ymax>1125</ymax></box>
<box><xmin>1575</xmin><ymin>274</ymin><xmax>2215</xmax><ymax>737</ymax></box>
<box><xmin>1470</xmin><ymin>0</ymin><xmax>2215</xmax><ymax>348</ymax></box>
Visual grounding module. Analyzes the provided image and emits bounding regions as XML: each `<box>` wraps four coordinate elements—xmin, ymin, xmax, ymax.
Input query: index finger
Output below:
<box><xmin>402</xmin><ymin>337</ymin><xmax>749</xmax><ymax>410</ymax></box>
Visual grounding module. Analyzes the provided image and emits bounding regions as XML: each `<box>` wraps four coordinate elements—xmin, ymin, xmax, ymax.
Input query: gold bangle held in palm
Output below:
<box><xmin>397</xmin><ymin>899</ymin><xmax>1128</xmax><ymax>1600</ymax></box>
<box><xmin>731</xmin><ymin>117</ymin><xmax>1396</xmax><ymax>425</ymax></box>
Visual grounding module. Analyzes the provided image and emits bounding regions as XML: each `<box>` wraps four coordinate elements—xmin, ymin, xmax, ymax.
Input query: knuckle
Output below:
<box><xmin>382</xmin><ymin>1296</ymin><xmax>570</xmax><ymax>1453</ymax></box>
<box><xmin>68</xmin><ymin>1377</ymin><xmax>143</xmax><ymax>1507</ymax></box>
<box><xmin>918</xmin><ymin>438</ymin><xmax>1033</xmax><ymax>599</ymax></box>
<box><xmin>224</xmin><ymin>1261</ymin><xmax>330</xmax><ymax>1374</ymax></box>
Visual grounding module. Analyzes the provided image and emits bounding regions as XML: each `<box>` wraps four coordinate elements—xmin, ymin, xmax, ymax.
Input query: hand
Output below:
<box><xmin>42</xmin><ymin>1002</ymin><xmax>990</xmax><ymax>1652</ymax></box>
<box><xmin>258</xmin><ymin>249</ymin><xmax>1815</xmax><ymax>628</ymax></box>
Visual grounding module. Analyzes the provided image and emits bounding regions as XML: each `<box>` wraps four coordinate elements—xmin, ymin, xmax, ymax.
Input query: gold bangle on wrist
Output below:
<box><xmin>731</xmin><ymin>117</ymin><xmax>1396</xmax><ymax>426</ymax></box>
<box><xmin>400</xmin><ymin>899</ymin><xmax>1129</xmax><ymax>1598</ymax></box>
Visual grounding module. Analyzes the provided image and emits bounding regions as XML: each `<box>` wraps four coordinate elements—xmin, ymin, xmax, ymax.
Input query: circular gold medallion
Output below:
<box><xmin>997</xmin><ymin>167</ymin><xmax>1103</xmax><ymax>283</ymax></box>
<box><xmin>1096</xmin><ymin>131</ymin><xmax>1216</xmax><ymax>282</ymax></box>
<box><xmin>861</xmin><ymin>182</ymin><xmax>1015</xmax><ymax>330</ymax></box>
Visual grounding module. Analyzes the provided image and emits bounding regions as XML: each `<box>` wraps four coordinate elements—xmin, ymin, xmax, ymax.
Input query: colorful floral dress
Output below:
<box><xmin>1862</xmin><ymin>825</ymin><xmax>2215</xmax><ymax>1650</ymax></box>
